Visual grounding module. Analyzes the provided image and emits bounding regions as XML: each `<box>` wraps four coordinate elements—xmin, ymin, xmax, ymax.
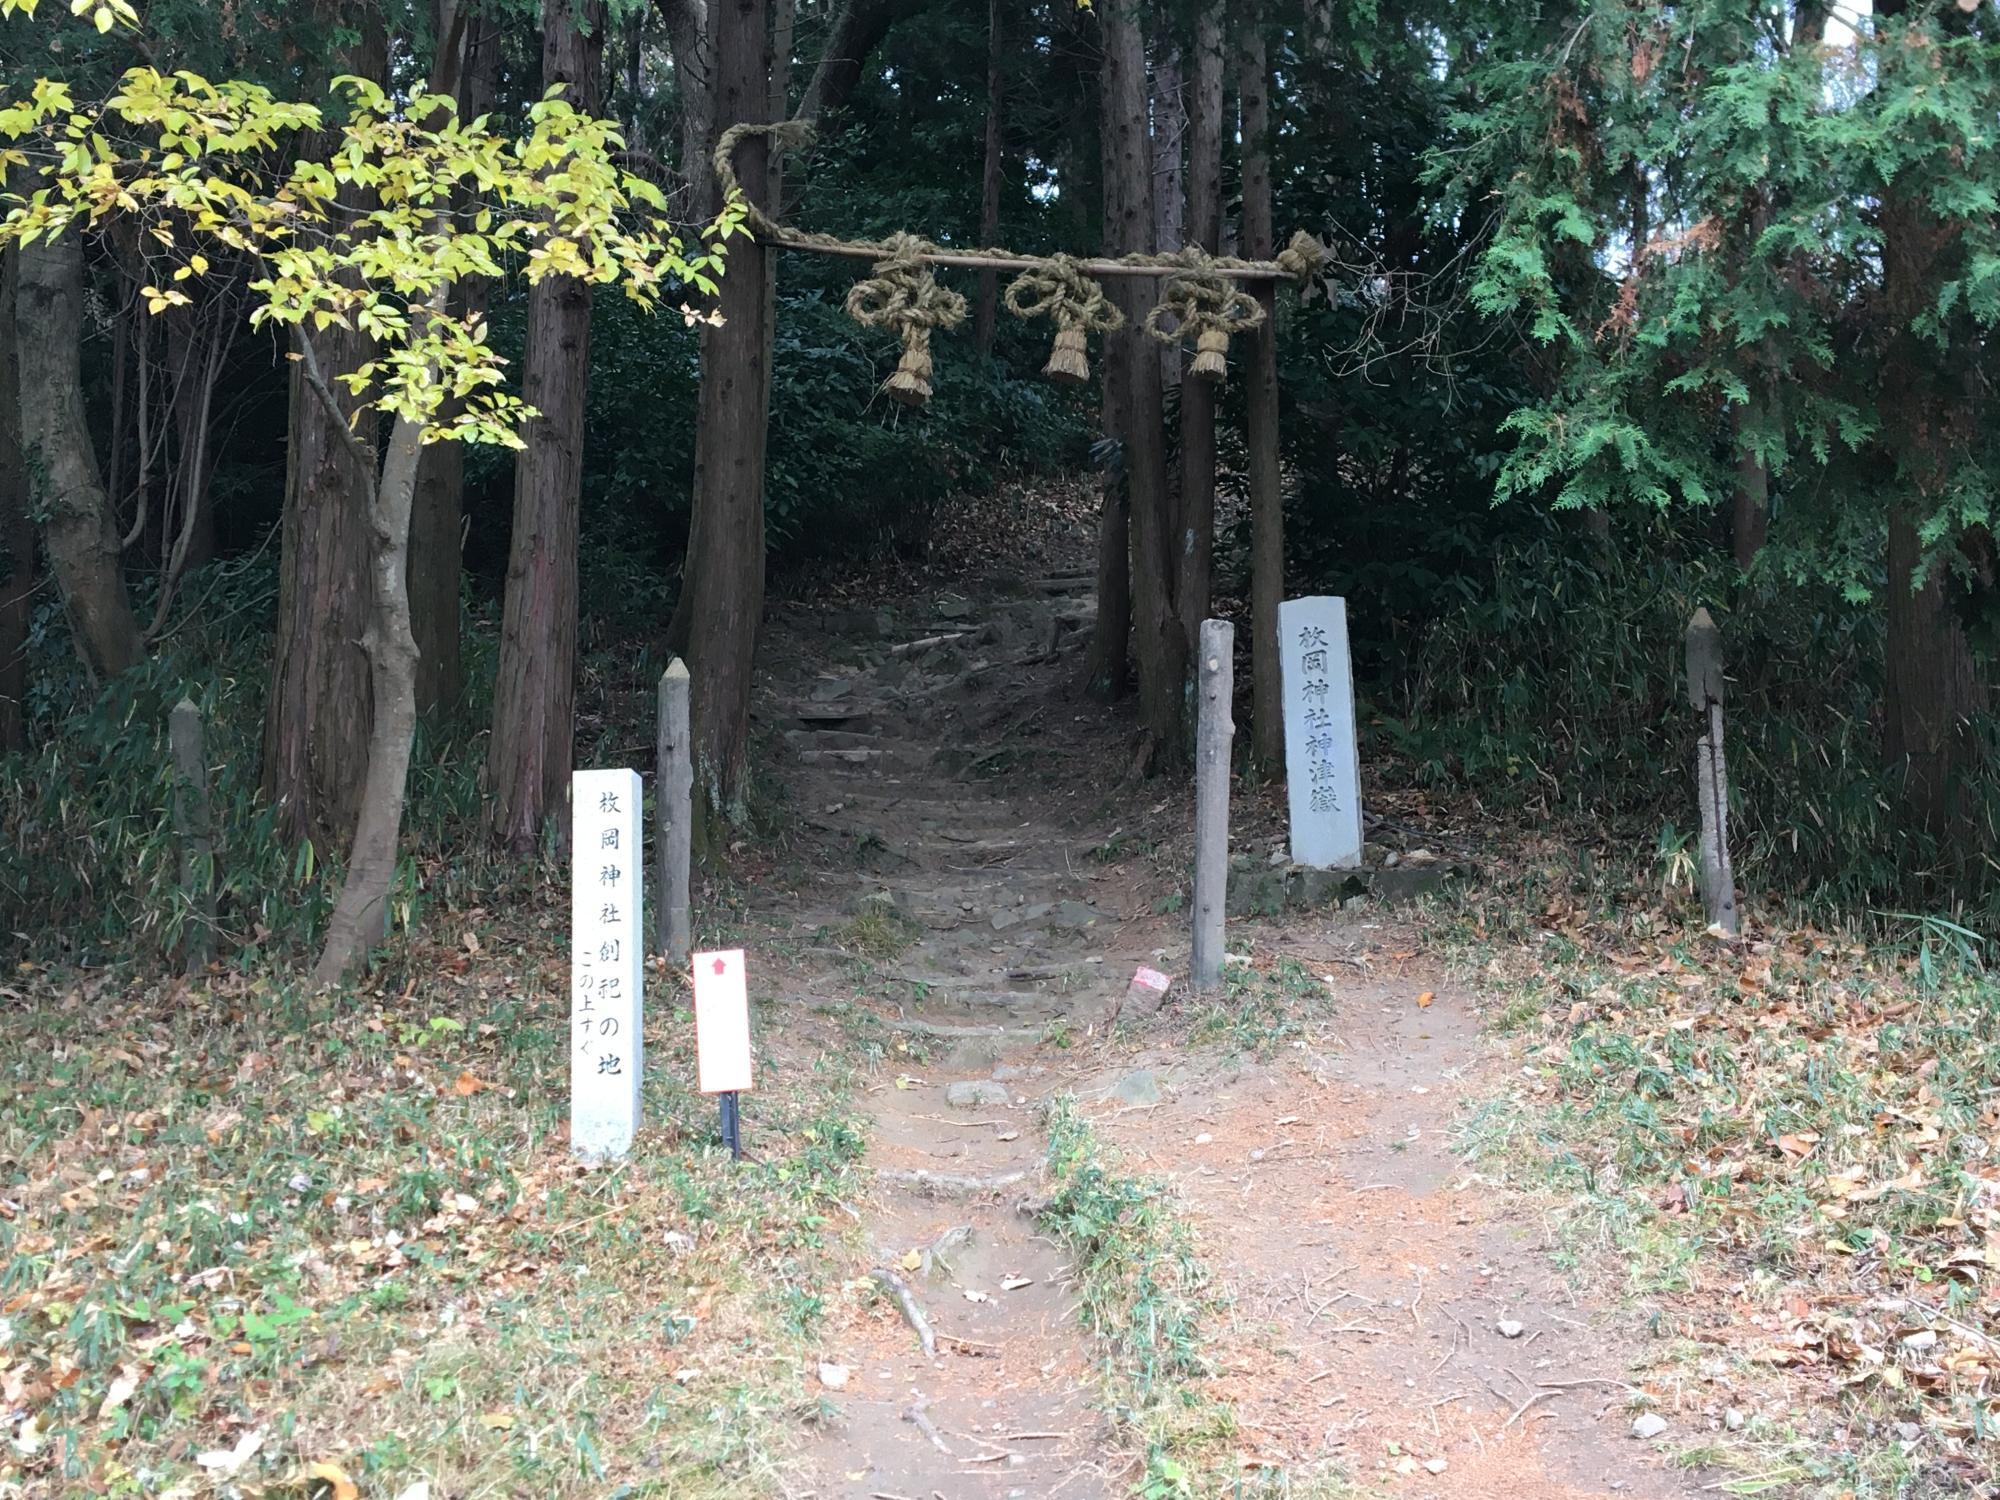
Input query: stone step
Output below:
<box><xmin>817</xmin><ymin>791</ymin><xmax>1000</xmax><ymax>815</ymax></box>
<box><xmin>797</xmin><ymin>746</ymin><xmax>935</xmax><ymax>771</ymax></box>
<box><xmin>785</xmin><ymin>728</ymin><xmax>896</xmax><ymax>751</ymax></box>
<box><xmin>877</xmin><ymin>977</ymin><xmax>1085</xmax><ymax>1010</ymax></box>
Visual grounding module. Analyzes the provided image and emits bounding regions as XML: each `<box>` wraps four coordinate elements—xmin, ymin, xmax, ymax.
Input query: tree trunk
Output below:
<box><xmin>1082</xmin><ymin>370</ymin><xmax>1132</xmax><ymax>701</ymax></box>
<box><xmin>1151</xmin><ymin>42</ymin><xmax>1184</xmax><ymax>398</ymax></box>
<box><xmin>974</xmin><ymin>0</ymin><xmax>1005</xmax><ymax>355</ymax></box>
<box><xmin>1872</xmin><ymin>0</ymin><xmax>1985</xmax><ymax>853</ymax></box>
<box><xmin>485</xmin><ymin>0</ymin><xmax>606</xmax><ymax>851</ymax></box>
<box><xmin>1101</xmin><ymin>0</ymin><xmax>1182</xmax><ymax>768</ymax></box>
<box><xmin>0</xmin><ymin>234</ymin><xmax>30</xmax><ymax>751</ymax></box>
<box><xmin>1884</xmin><ymin>503</ymin><xmax>1984</xmax><ymax>850</ymax></box>
<box><xmin>684</xmin><ymin>0</ymin><xmax>772</xmax><ymax>835</ymax></box>
<box><xmin>1874</xmin><ymin>53</ymin><xmax>1984</xmax><ymax>856</ymax></box>
<box><xmin>662</xmin><ymin>0</ymin><xmax>717</xmax><ymax>221</ymax></box>
<box><xmin>264</xmin><ymin>21</ymin><xmax>386</xmax><ymax>854</ymax></box>
<box><xmin>660</xmin><ymin>0</ymin><xmax>912</xmax><ymax>656</ymax></box>
<box><xmin>164</xmin><ymin>301</ymin><xmax>220</xmax><ymax>578</ymax></box>
<box><xmin>408</xmin><ymin>410</ymin><xmax>464</xmax><ymax>716</ymax></box>
<box><xmin>1174</xmin><ymin>0</ymin><xmax>1223</xmax><ymax>657</ymax></box>
<box><xmin>1082</xmin><ymin>52</ymin><xmax>1129</xmax><ymax>703</ymax></box>
<box><xmin>1730</xmin><ymin>398</ymin><xmax>1769</xmax><ymax>570</ymax></box>
<box><xmin>264</xmin><ymin>319</ymin><xmax>377</xmax><ymax>851</ymax></box>
<box><xmin>625</xmin><ymin>5</ymin><xmax>647</xmax><ymax>148</ymax></box>
<box><xmin>1791</xmin><ymin>0</ymin><xmax>1831</xmax><ymax>48</ymax></box>
<box><xmin>313</xmin><ymin>404</ymin><xmax>430</xmax><ymax>982</ymax></box>
<box><xmin>760</xmin><ymin>0</ymin><xmax>791</xmax><ymax>457</ymax></box>
<box><xmin>15</xmin><ymin>233</ymin><xmax>145</xmax><ymax>682</ymax></box>
<box><xmin>410</xmin><ymin>2</ymin><xmax>498</xmax><ymax>718</ymax></box>
<box><xmin>1239</xmin><ymin>21</ymin><xmax>1283</xmax><ymax>771</ymax></box>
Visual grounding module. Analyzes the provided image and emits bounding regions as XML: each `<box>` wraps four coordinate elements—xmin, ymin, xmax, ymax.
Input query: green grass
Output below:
<box><xmin>0</xmin><ymin>957</ymin><xmax>864</xmax><ymax>1498</ymax></box>
<box><xmin>1037</xmin><ymin>1096</ymin><xmax>1358</xmax><ymax>1499</ymax></box>
<box><xmin>1038</xmin><ymin>1095</ymin><xmax>1232</xmax><ymax>1498</ymax></box>
<box><xmin>1185</xmin><ymin>957</ymin><xmax>1330</xmax><ymax>1057</ymax></box>
<box><xmin>822</xmin><ymin>897</ymin><xmax>922</xmax><ymax>960</ymax></box>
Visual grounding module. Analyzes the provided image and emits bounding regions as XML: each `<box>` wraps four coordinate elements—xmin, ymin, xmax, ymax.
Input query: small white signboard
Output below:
<box><xmin>691</xmin><ymin>948</ymin><xmax>754</xmax><ymax>1095</ymax></box>
<box><xmin>1278</xmin><ymin>596</ymin><xmax>1363</xmax><ymax>869</ymax></box>
<box><xmin>571</xmin><ymin>768</ymin><xmax>644</xmax><ymax>1161</ymax></box>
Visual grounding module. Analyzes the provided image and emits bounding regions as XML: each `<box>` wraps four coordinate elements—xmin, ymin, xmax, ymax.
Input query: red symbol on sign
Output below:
<box><xmin>713</xmin><ymin>957</ymin><xmax>727</xmax><ymax>975</ymax></box>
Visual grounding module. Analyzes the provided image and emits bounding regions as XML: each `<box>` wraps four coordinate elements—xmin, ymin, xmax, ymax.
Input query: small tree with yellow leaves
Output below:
<box><xmin>0</xmin><ymin>11</ymin><xmax>742</xmax><ymax>980</ymax></box>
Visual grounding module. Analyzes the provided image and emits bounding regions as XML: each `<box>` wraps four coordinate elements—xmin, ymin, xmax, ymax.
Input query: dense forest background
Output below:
<box><xmin>3</xmin><ymin>0</ymin><xmax>1999</xmax><ymax>969</ymax></box>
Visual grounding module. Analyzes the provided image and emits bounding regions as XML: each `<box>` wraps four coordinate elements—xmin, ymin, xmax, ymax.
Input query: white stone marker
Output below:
<box><xmin>1278</xmin><ymin>596</ymin><xmax>1363</xmax><ymax>869</ymax></box>
<box><xmin>571</xmin><ymin>768</ymin><xmax>644</xmax><ymax>1161</ymax></box>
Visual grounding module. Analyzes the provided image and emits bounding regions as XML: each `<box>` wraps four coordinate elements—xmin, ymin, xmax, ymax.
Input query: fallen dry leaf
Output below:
<box><xmin>454</xmin><ymin>1071</ymin><xmax>493</xmax><ymax>1096</ymax></box>
<box><xmin>306</xmin><ymin>1460</ymin><xmax>360</xmax><ymax>1500</ymax></box>
<box><xmin>195</xmin><ymin>1427</ymin><xmax>266</xmax><ymax>1474</ymax></box>
<box><xmin>1415</xmin><ymin>991</ymin><xmax>1435</xmax><ymax>1009</ymax></box>
<box><xmin>97</xmin><ymin>1364</ymin><xmax>141</xmax><ymax>1421</ymax></box>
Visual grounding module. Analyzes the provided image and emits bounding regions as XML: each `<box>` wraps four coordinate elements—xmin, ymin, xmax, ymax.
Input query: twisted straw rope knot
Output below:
<box><xmin>710</xmin><ymin>119</ymin><xmax>817</xmax><ymax>240</ymax></box>
<box><xmin>1276</xmin><ymin>229</ymin><xmax>1329</xmax><ymax>284</ymax></box>
<box><xmin>1003</xmin><ymin>254</ymin><xmax>1123</xmax><ymax>385</ymax></box>
<box><xmin>844</xmin><ymin>232</ymin><xmax>968</xmax><ymax>405</ymax></box>
<box><xmin>1143</xmin><ymin>251</ymin><xmax>1264</xmax><ymax>381</ymax></box>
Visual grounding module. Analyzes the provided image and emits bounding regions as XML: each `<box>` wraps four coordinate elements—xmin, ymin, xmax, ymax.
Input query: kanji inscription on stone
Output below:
<box><xmin>572</xmin><ymin>768</ymin><xmax>644</xmax><ymax>1161</ymax></box>
<box><xmin>1279</xmin><ymin>597</ymin><xmax>1363</xmax><ymax>869</ymax></box>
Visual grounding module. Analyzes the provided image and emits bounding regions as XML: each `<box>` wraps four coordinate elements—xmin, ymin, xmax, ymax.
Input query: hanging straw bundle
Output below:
<box><xmin>843</xmin><ymin>233</ymin><xmax>968</xmax><ymax>405</ymax></box>
<box><xmin>1144</xmin><ymin>251</ymin><xmax>1266</xmax><ymax>382</ymax></box>
<box><xmin>1002</xmin><ymin>255</ymin><xmax>1124</xmax><ymax>385</ymax></box>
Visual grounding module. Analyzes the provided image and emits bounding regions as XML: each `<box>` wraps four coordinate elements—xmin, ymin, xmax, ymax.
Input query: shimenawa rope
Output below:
<box><xmin>711</xmin><ymin>121</ymin><xmax>1326</xmax><ymax>403</ymax></box>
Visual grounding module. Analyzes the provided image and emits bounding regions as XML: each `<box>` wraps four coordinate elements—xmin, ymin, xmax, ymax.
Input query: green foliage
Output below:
<box><xmin>1039</xmin><ymin>1094</ymin><xmax>1236</xmax><ymax>1495</ymax></box>
<box><xmin>0</xmin><ymin>65</ymin><xmax>728</xmax><ymax>453</ymax></box>
<box><xmin>1440</xmin><ymin>3</ymin><xmax>2000</xmax><ymax>604</ymax></box>
<box><xmin>0</xmin><ymin>559</ymin><xmax>333</xmax><ymax>964</ymax></box>
<box><xmin>500</xmin><ymin>274</ymin><xmax>1091</xmax><ymax>581</ymax></box>
<box><xmin>1265</xmin><ymin>0</ymin><xmax>1535</xmax><ymax>686</ymax></box>
<box><xmin>1391</xmin><ymin>530</ymin><xmax>2000</xmax><ymax>916</ymax></box>
<box><xmin>0</xmin><ymin>557</ymin><xmax>505</xmax><ymax>966</ymax></box>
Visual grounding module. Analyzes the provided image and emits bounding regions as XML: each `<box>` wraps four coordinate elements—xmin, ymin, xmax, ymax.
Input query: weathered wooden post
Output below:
<box><xmin>168</xmin><ymin>697</ymin><xmax>215</xmax><ymax>976</ymax></box>
<box><xmin>655</xmin><ymin>658</ymin><xmax>694</xmax><ymax>965</ymax></box>
<box><xmin>1192</xmin><ymin>619</ymin><xmax>1235</xmax><ymax>991</ymax></box>
<box><xmin>1685</xmin><ymin>608</ymin><xmax>1738</xmax><ymax>936</ymax></box>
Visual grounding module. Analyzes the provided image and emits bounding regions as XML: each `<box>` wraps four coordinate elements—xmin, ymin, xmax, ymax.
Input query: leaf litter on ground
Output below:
<box><xmin>1442</xmin><ymin>851</ymin><xmax>2000</xmax><ymax>1490</ymax></box>
<box><xmin>0</xmin><ymin>932</ymin><xmax>867</xmax><ymax>1497</ymax></box>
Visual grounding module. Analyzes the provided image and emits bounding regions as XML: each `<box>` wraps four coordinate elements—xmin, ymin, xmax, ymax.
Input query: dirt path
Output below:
<box><xmin>1080</xmin><ymin>958</ymin><xmax>1700</xmax><ymax>1498</ymax></box>
<box><xmin>754</xmin><ymin>572</ymin><xmax>1702</xmax><ymax>1499</ymax></box>
<box><xmin>764</xmin><ymin>580</ymin><xmax>1126</xmax><ymax>1498</ymax></box>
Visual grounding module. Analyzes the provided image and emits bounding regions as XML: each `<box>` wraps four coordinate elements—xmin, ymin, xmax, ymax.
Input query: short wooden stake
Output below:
<box><xmin>656</xmin><ymin>658</ymin><xmax>694</xmax><ymax>966</ymax></box>
<box><xmin>1192</xmin><ymin>618</ymin><xmax>1235</xmax><ymax>991</ymax></box>
<box><xmin>1685</xmin><ymin>608</ymin><xmax>1738</xmax><ymax>936</ymax></box>
<box><xmin>168</xmin><ymin>697</ymin><xmax>215</xmax><ymax>977</ymax></box>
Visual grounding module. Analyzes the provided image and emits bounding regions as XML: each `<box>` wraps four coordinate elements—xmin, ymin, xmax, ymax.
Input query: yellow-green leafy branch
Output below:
<box><xmin>0</xmin><ymin>62</ymin><xmax>737</xmax><ymax>450</ymax></box>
